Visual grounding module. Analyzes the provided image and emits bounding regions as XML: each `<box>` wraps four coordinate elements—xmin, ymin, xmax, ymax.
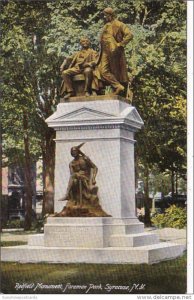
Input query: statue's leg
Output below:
<box><xmin>60</xmin><ymin>80</ymin><xmax>67</xmax><ymax>97</ymax></box>
<box><xmin>83</xmin><ymin>67</ymin><xmax>93</xmax><ymax>95</ymax></box>
<box><xmin>64</xmin><ymin>176</ymin><xmax>74</xmax><ymax>200</ymax></box>
<box><xmin>81</xmin><ymin>179</ymin><xmax>92</xmax><ymax>201</ymax></box>
<box><xmin>62</xmin><ymin>67</ymin><xmax>80</xmax><ymax>98</ymax></box>
<box><xmin>79</xmin><ymin>179</ymin><xmax>83</xmax><ymax>206</ymax></box>
<box><xmin>99</xmin><ymin>52</ymin><xmax>124</xmax><ymax>94</ymax></box>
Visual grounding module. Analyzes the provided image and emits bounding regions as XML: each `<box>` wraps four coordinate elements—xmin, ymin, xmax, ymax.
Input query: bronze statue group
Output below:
<box><xmin>60</xmin><ymin>7</ymin><xmax>133</xmax><ymax>100</ymax></box>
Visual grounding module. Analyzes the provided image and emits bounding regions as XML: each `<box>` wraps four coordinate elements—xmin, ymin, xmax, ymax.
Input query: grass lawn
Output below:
<box><xmin>0</xmin><ymin>241</ymin><xmax>28</xmax><ymax>247</ymax></box>
<box><xmin>1</xmin><ymin>252</ymin><xmax>187</xmax><ymax>294</ymax></box>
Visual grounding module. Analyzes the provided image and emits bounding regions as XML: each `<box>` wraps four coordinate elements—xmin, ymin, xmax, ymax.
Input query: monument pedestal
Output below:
<box><xmin>47</xmin><ymin>97</ymin><xmax>143</xmax><ymax>218</ymax></box>
<box><xmin>1</xmin><ymin>97</ymin><xmax>185</xmax><ymax>264</ymax></box>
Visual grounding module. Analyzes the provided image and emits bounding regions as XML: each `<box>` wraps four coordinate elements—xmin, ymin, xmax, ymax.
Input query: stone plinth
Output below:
<box><xmin>46</xmin><ymin>98</ymin><xmax>143</xmax><ymax>218</ymax></box>
<box><xmin>1</xmin><ymin>217</ymin><xmax>185</xmax><ymax>264</ymax></box>
<box><xmin>43</xmin><ymin>217</ymin><xmax>145</xmax><ymax>248</ymax></box>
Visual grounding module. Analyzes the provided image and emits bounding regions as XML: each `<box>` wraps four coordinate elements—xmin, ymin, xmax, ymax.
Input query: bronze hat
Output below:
<box><xmin>103</xmin><ymin>7</ymin><xmax>114</xmax><ymax>15</ymax></box>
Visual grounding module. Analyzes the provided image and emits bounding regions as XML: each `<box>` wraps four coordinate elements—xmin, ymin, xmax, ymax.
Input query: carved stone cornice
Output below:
<box><xmin>46</xmin><ymin>100</ymin><xmax>144</xmax><ymax>132</ymax></box>
<box><xmin>54</xmin><ymin>123</ymin><xmax>137</xmax><ymax>132</ymax></box>
<box><xmin>54</xmin><ymin>136</ymin><xmax>136</xmax><ymax>144</ymax></box>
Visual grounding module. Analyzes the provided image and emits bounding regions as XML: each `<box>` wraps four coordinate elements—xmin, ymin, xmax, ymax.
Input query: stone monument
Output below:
<box><xmin>1</xmin><ymin>7</ymin><xmax>185</xmax><ymax>264</ymax></box>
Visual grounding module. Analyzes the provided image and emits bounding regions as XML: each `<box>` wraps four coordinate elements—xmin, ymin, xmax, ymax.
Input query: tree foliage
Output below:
<box><xmin>1</xmin><ymin>0</ymin><xmax>57</xmax><ymax>219</ymax></box>
<box><xmin>132</xmin><ymin>1</ymin><xmax>186</xmax><ymax>176</ymax></box>
<box><xmin>152</xmin><ymin>205</ymin><xmax>187</xmax><ymax>229</ymax></box>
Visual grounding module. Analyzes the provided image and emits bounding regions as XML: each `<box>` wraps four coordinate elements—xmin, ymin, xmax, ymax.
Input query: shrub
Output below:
<box><xmin>5</xmin><ymin>220</ymin><xmax>24</xmax><ymax>229</ymax></box>
<box><xmin>151</xmin><ymin>205</ymin><xmax>187</xmax><ymax>229</ymax></box>
<box><xmin>30</xmin><ymin>219</ymin><xmax>45</xmax><ymax>232</ymax></box>
<box><xmin>4</xmin><ymin>219</ymin><xmax>45</xmax><ymax>232</ymax></box>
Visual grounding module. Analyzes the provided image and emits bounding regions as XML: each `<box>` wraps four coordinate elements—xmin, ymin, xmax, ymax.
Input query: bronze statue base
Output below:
<box><xmin>60</xmin><ymin>94</ymin><xmax>129</xmax><ymax>103</ymax></box>
<box><xmin>54</xmin><ymin>201</ymin><xmax>111</xmax><ymax>217</ymax></box>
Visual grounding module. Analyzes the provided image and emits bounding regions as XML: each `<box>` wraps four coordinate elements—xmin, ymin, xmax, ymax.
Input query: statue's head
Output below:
<box><xmin>71</xmin><ymin>147</ymin><xmax>79</xmax><ymax>158</ymax></box>
<box><xmin>80</xmin><ymin>37</ymin><xmax>90</xmax><ymax>49</ymax></box>
<box><xmin>71</xmin><ymin>143</ymin><xmax>85</xmax><ymax>158</ymax></box>
<box><xmin>103</xmin><ymin>7</ymin><xmax>115</xmax><ymax>22</ymax></box>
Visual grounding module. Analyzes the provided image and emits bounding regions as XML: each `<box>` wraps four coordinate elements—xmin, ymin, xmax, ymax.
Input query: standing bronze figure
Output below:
<box><xmin>98</xmin><ymin>7</ymin><xmax>133</xmax><ymax>95</ymax></box>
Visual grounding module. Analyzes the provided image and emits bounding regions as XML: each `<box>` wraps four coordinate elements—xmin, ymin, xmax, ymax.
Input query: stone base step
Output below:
<box><xmin>45</xmin><ymin>217</ymin><xmax>145</xmax><ymax>235</ymax></box>
<box><xmin>28</xmin><ymin>234</ymin><xmax>44</xmax><ymax>246</ymax></box>
<box><xmin>28</xmin><ymin>232</ymin><xmax>160</xmax><ymax>248</ymax></box>
<box><xmin>42</xmin><ymin>217</ymin><xmax>145</xmax><ymax>248</ymax></box>
<box><xmin>109</xmin><ymin>232</ymin><xmax>159</xmax><ymax>247</ymax></box>
<box><xmin>123</xmin><ymin>223</ymin><xmax>144</xmax><ymax>234</ymax></box>
<box><xmin>1</xmin><ymin>242</ymin><xmax>185</xmax><ymax>264</ymax></box>
<box><xmin>28</xmin><ymin>223</ymin><xmax>145</xmax><ymax>248</ymax></box>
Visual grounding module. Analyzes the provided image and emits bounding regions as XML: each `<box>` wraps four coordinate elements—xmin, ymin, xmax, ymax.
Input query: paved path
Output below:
<box><xmin>1</xmin><ymin>231</ymin><xmax>35</xmax><ymax>242</ymax></box>
<box><xmin>146</xmin><ymin>227</ymin><xmax>186</xmax><ymax>246</ymax></box>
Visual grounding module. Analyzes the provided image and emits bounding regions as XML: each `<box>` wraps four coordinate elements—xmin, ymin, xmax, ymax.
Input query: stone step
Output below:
<box><xmin>46</xmin><ymin>217</ymin><xmax>143</xmax><ymax>226</ymax></box>
<box><xmin>44</xmin><ymin>222</ymin><xmax>144</xmax><ymax>234</ymax></box>
<box><xmin>106</xmin><ymin>223</ymin><xmax>144</xmax><ymax>235</ymax></box>
<box><xmin>123</xmin><ymin>223</ymin><xmax>144</xmax><ymax>234</ymax></box>
<box><xmin>109</xmin><ymin>232</ymin><xmax>159</xmax><ymax>247</ymax></box>
<box><xmin>1</xmin><ymin>242</ymin><xmax>185</xmax><ymax>264</ymax></box>
<box><xmin>46</xmin><ymin>217</ymin><xmax>106</xmax><ymax>225</ymax></box>
<box><xmin>28</xmin><ymin>234</ymin><xmax>44</xmax><ymax>246</ymax></box>
<box><xmin>43</xmin><ymin>221</ymin><xmax>144</xmax><ymax>248</ymax></box>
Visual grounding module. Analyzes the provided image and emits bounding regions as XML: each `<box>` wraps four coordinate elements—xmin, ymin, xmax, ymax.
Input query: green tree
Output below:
<box><xmin>131</xmin><ymin>1</ymin><xmax>187</xmax><ymax>224</ymax></box>
<box><xmin>0</xmin><ymin>0</ymin><xmax>59</xmax><ymax>221</ymax></box>
<box><xmin>0</xmin><ymin>0</ymin><xmax>42</xmax><ymax>228</ymax></box>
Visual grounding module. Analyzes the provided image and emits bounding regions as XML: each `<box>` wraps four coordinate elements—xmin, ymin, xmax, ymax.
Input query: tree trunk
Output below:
<box><xmin>42</xmin><ymin>127</ymin><xmax>55</xmax><ymax>216</ymax></box>
<box><xmin>144</xmin><ymin>165</ymin><xmax>151</xmax><ymax>227</ymax></box>
<box><xmin>23</xmin><ymin>112</ymin><xmax>33</xmax><ymax>230</ymax></box>
<box><xmin>171</xmin><ymin>169</ymin><xmax>175</xmax><ymax>199</ymax></box>
<box><xmin>175</xmin><ymin>171</ymin><xmax>178</xmax><ymax>200</ymax></box>
<box><xmin>0</xmin><ymin>124</ymin><xmax>2</xmax><ymax>232</ymax></box>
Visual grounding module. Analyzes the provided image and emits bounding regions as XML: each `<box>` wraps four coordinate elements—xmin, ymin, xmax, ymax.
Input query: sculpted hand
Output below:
<box><xmin>60</xmin><ymin>58</ymin><xmax>67</xmax><ymax>72</ymax></box>
<box><xmin>60</xmin><ymin>65</ymin><xmax>64</xmax><ymax>73</ymax></box>
<box><xmin>90</xmin><ymin>61</ymin><xmax>97</xmax><ymax>68</ymax></box>
<box><xmin>83</xmin><ymin>63</ymin><xmax>91</xmax><ymax>68</ymax></box>
<box><xmin>117</xmin><ymin>42</ymin><xmax>123</xmax><ymax>48</ymax></box>
<box><xmin>84</xmin><ymin>62</ymin><xmax>96</xmax><ymax>69</ymax></box>
<box><xmin>92</xmin><ymin>179</ymin><xmax>96</xmax><ymax>185</ymax></box>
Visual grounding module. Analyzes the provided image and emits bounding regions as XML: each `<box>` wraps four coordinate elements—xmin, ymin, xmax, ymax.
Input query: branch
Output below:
<box><xmin>142</xmin><ymin>8</ymin><xmax>152</xmax><ymax>27</ymax></box>
<box><xmin>155</xmin><ymin>34</ymin><xmax>168</xmax><ymax>50</ymax></box>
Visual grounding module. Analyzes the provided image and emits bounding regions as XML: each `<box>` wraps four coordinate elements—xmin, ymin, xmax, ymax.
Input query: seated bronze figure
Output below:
<box><xmin>56</xmin><ymin>143</ymin><xmax>110</xmax><ymax>217</ymax></box>
<box><xmin>64</xmin><ymin>143</ymin><xmax>99</xmax><ymax>205</ymax></box>
<box><xmin>60</xmin><ymin>37</ymin><xmax>99</xmax><ymax>99</ymax></box>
